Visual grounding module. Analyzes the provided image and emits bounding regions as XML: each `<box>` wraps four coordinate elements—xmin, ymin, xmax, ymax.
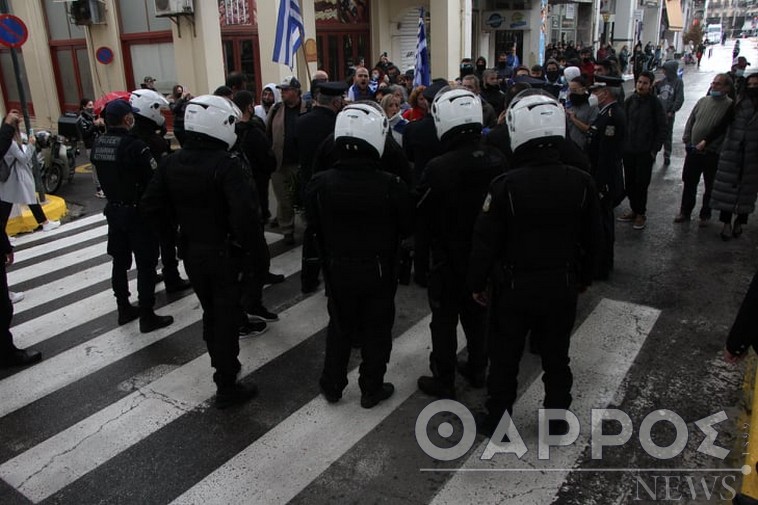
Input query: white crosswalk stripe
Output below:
<box><xmin>0</xmin><ymin>218</ymin><xmax>663</xmax><ymax>505</ymax></box>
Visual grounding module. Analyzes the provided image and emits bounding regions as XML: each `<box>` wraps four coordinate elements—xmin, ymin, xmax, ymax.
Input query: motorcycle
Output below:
<box><xmin>34</xmin><ymin>130</ymin><xmax>76</xmax><ymax>194</ymax></box>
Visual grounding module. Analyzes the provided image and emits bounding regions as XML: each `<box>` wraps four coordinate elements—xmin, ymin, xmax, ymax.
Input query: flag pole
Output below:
<box><xmin>299</xmin><ymin>43</ymin><xmax>312</xmax><ymax>85</ymax></box>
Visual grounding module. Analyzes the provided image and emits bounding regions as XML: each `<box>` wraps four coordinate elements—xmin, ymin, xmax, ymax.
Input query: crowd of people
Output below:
<box><xmin>2</xmin><ymin>46</ymin><xmax>758</xmax><ymax>437</ymax></box>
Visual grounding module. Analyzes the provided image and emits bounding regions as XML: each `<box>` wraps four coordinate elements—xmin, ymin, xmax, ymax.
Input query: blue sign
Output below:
<box><xmin>0</xmin><ymin>14</ymin><xmax>28</xmax><ymax>49</ymax></box>
<box><xmin>486</xmin><ymin>13</ymin><xmax>504</xmax><ymax>29</ymax></box>
<box><xmin>96</xmin><ymin>47</ymin><xmax>114</xmax><ymax>65</ymax></box>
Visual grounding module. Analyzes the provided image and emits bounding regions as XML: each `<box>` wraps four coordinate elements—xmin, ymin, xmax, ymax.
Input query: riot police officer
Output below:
<box><xmin>305</xmin><ymin>102</ymin><xmax>414</xmax><ymax>408</ymax></box>
<box><xmin>586</xmin><ymin>82</ymin><xmax>626</xmax><ymax>279</ymax></box>
<box><xmin>141</xmin><ymin>95</ymin><xmax>261</xmax><ymax>409</ymax></box>
<box><xmin>468</xmin><ymin>90</ymin><xmax>601</xmax><ymax>436</ymax></box>
<box><xmin>129</xmin><ymin>89</ymin><xmax>191</xmax><ymax>293</ymax></box>
<box><xmin>91</xmin><ymin>99</ymin><xmax>173</xmax><ymax>333</ymax></box>
<box><xmin>416</xmin><ymin>87</ymin><xmax>507</xmax><ymax>399</ymax></box>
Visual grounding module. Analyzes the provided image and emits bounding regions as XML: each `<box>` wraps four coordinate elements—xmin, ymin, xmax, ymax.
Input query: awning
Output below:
<box><xmin>665</xmin><ymin>0</ymin><xmax>684</xmax><ymax>31</ymax></box>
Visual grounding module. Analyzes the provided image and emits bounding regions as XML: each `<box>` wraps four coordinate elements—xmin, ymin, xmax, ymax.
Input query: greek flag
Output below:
<box><xmin>272</xmin><ymin>0</ymin><xmax>305</xmax><ymax>68</ymax></box>
<box><xmin>413</xmin><ymin>8</ymin><xmax>430</xmax><ymax>87</ymax></box>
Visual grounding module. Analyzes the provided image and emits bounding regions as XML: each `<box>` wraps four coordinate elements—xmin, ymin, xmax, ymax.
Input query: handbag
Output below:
<box><xmin>0</xmin><ymin>158</ymin><xmax>15</xmax><ymax>183</ymax></box>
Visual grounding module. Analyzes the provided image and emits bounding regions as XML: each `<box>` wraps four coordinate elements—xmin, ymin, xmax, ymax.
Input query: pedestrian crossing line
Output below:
<box><xmin>12</xmin><ymin>225</ymin><xmax>107</xmax><ymax>264</ymax></box>
<box><xmin>170</xmin><ymin>312</ymin><xmax>457</xmax><ymax>505</ymax></box>
<box><xmin>0</xmin><ymin>291</ymin><xmax>330</xmax><ymax>503</ymax></box>
<box><xmin>11</xmin><ymin>231</ymin><xmax>282</xmax><ymax>316</ymax></box>
<box><xmin>8</xmin><ymin>243</ymin><xmax>107</xmax><ymax>286</ymax></box>
<box><xmin>11</xmin><ymin>213</ymin><xmax>106</xmax><ymax>247</ymax></box>
<box><xmin>0</xmin><ymin>245</ymin><xmax>304</xmax><ymax>419</ymax></box>
<box><xmin>429</xmin><ymin>299</ymin><xmax>661</xmax><ymax>505</ymax></box>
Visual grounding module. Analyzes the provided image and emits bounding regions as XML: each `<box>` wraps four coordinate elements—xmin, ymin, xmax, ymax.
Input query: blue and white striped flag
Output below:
<box><xmin>413</xmin><ymin>8</ymin><xmax>430</xmax><ymax>87</ymax></box>
<box><xmin>272</xmin><ymin>0</ymin><xmax>305</xmax><ymax>68</ymax></box>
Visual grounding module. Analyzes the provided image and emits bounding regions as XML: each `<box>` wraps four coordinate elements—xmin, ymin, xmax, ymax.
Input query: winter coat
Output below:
<box><xmin>623</xmin><ymin>92</ymin><xmax>667</xmax><ymax>154</ymax></box>
<box><xmin>0</xmin><ymin>140</ymin><xmax>38</xmax><ymax>205</ymax></box>
<box><xmin>711</xmin><ymin>96</ymin><xmax>758</xmax><ymax>215</ymax></box>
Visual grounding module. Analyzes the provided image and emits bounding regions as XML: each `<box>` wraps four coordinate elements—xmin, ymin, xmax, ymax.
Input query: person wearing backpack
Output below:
<box><xmin>0</xmin><ymin>110</ymin><xmax>42</xmax><ymax>369</ymax></box>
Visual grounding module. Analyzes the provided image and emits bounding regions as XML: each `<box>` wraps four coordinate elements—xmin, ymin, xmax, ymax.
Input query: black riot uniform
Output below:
<box><xmin>141</xmin><ymin>132</ymin><xmax>260</xmax><ymax>405</ymax></box>
<box><xmin>294</xmin><ymin>82</ymin><xmax>346</xmax><ymax>293</ymax></box>
<box><xmin>468</xmin><ymin>145</ymin><xmax>601</xmax><ymax>431</ymax></box>
<box><xmin>416</xmin><ymin>139</ymin><xmax>507</xmax><ymax>397</ymax></box>
<box><xmin>91</xmin><ymin>102</ymin><xmax>172</xmax><ymax>333</ymax></box>
<box><xmin>586</xmin><ymin>88</ymin><xmax>626</xmax><ymax>279</ymax></box>
<box><xmin>305</xmin><ymin>152</ymin><xmax>414</xmax><ymax>407</ymax></box>
<box><xmin>130</xmin><ymin>114</ymin><xmax>190</xmax><ymax>293</ymax></box>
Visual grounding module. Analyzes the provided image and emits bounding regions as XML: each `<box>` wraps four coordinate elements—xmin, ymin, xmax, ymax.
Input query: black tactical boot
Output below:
<box><xmin>139</xmin><ymin>309</ymin><xmax>174</xmax><ymax>334</ymax></box>
<box><xmin>215</xmin><ymin>382</ymin><xmax>259</xmax><ymax>409</ymax></box>
<box><xmin>361</xmin><ymin>383</ymin><xmax>394</xmax><ymax>409</ymax></box>
<box><xmin>417</xmin><ymin>376</ymin><xmax>456</xmax><ymax>399</ymax></box>
<box><xmin>117</xmin><ymin>302</ymin><xmax>140</xmax><ymax>325</ymax></box>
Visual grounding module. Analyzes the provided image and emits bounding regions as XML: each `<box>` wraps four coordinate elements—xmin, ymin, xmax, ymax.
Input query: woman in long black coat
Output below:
<box><xmin>711</xmin><ymin>73</ymin><xmax>758</xmax><ymax>239</ymax></box>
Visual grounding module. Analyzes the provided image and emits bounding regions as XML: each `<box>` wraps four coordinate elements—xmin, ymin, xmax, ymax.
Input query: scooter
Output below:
<box><xmin>34</xmin><ymin>130</ymin><xmax>77</xmax><ymax>194</ymax></box>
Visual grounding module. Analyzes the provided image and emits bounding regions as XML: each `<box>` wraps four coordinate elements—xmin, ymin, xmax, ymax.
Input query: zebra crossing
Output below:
<box><xmin>0</xmin><ymin>214</ymin><xmax>665</xmax><ymax>504</ymax></box>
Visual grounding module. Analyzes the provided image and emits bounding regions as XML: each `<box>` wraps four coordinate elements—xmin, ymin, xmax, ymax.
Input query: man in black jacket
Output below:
<box><xmin>617</xmin><ymin>71</ymin><xmax>667</xmax><ymax>230</ymax></box>
<box><xmin>92</xmin><ymin>100</ymin><xmax>174</xmax><ymax>333</ymax></box>
<box><xmin>295</xmin><ymin>81</ymin><xmax>347</xmax><ymax>294</ymax></box>
<box><xmin>305</xmin><ymin>102</ymin><xmax>413</xmax><ymax>408</ymax></box>
<box><xmin>0</xmin><ymin>111</ymin><xmax>42</xmax><ymax>369</ymax></box>
<box><xmin>142</xmin><ymin>95</ymin><xmax>261</xmax><ymax>409</ymax></box>
<box><xmin>416</xmin><ymin>87</ymin><xmax>507</xmax><ymax>399</ymax></box>
<box><xmin>468</xmin><ymin>90</ymin><xmax>600</xmax><ymax>436</ymax></box>
<box><xmin>129</xmin><ymin>89</ymin><xmax>192</xmax><ymax>293</ymax></box>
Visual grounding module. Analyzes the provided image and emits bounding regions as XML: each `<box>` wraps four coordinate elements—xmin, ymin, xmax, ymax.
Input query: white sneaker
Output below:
<box><xmin>95</xmin><ymin>190</ymin><xmax>106</xmax><ymax>199</ymax></box>
<box><xmin>8</xmin><ymin>236</ymin><xmax>16</xmax><ymax>244</ymax></box>
<box><xmin>9</xmin><ymin>291</ymin><xmax>24</xmax><ymax>304</ymax></box>
<box><xmin>42</xmin><ymin>220</ymin><xmax>61</xmax><ymax>232</ymax></box>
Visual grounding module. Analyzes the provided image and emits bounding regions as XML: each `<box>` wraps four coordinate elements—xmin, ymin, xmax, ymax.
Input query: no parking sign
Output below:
<box><xmin>0</xmin><ymin>14</ymin><xmax>28</xmax><ymax>49</ymax></box>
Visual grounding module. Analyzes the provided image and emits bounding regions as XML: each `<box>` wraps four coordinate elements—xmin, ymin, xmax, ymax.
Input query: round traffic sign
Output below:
<box><xmin>0</xmin><ymin>14</ymin><xmax>28</xmax><ymax>49</ymax></box>
<box><xmin>96</xmin><ymin>46</ymin><xmax>114</xmax><ymax>65</ymax></box>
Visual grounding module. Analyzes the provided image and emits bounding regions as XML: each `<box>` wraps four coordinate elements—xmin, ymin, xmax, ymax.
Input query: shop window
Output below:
<box><xmin>222</xmin><ymin>37</ymin><xmax>260</xmax><ymax>97</ymax></box>
<box><xmin>44</xmin><ymin>0</ymin><xmax>86</xmax><ymax>40</ymax></box>
<box><xmin>129</xmin><ymin>42</ymin><xmax>177</xmax><ymax>94</ymax></box>
<box><xmin>0</xmin><ymin>50</ymin><xmax>34</xmax><ymax>115</ymax></box>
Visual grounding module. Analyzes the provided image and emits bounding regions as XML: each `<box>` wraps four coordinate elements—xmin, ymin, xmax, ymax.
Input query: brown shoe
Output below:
<box><xmin>617</xmin><ymin>210</ymin><xmax>636</xmax><ymax>222</ymax></box>
<box><xmin>633</xmin><ymin>214</ymin><xmax>646</xmax><ymax>230</ymax></box>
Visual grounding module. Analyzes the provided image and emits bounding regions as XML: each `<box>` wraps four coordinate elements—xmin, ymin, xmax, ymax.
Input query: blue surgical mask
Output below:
<box><xmin>710</xmin><ymin>90</ymin><xmax>723</xmax><ymax>97</ymax></box>
<box><xmin>736</xmin><ymin>69</ymin><xmax>745</xmax><ymax>77</ymax></box>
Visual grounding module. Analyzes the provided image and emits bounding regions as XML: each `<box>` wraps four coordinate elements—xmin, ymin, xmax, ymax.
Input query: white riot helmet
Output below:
<box><xmin>334</xmin><ymin>101</ymin><xmax>389</xmax><ymax>159</ymax></box>
<box><xmin>130</xmin><ymin>89</ymin><xmax>169</xmax><ymax>127</ymax></box>
<box><xmin>183</xmin><ymin>95</ymin><xmax>241</xmax><ymax>150</ymax></box>
<box><xmin>506</xmin><ymin>89</ymin><xmax>566</xmax><ymax>153</ymax></box>
<box><xmin>431</xmin><ymin>87</ymin><xmax>483</xmax><ymax>142</ymax></box>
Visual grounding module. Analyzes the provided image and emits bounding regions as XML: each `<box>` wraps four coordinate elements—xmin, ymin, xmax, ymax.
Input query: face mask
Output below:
<box><xmin>569</xmin><ymin>92</ymin><xmax>588</xmax><ymax>105</ymax></box>
<box><xmin>372</xmin><ymin>73</ymin><xmax>380</xmax><ymax>80</ymax></box>
<box><xmin>546</xmin><ymin>71</ymin><xmax>560</xmax><ymax>82</ymax></box>
<box><xmin>710</xmin><ymin>90</ymin><xmax>724</xmax><ymax>98</ymax></box>
<box><xmin>736</xmin><ymin>69</ymin><xmax>745</xmax><ymax>77</ymax></box>
<box><xmin>476</xmin><ymin>63</ymin><xmax>486</xmax><ymax>72</ymax></box>
<box><xmin>85</xmin><ymin>107</ymin><xmax>94</xmax><ymax>115</ymax></box>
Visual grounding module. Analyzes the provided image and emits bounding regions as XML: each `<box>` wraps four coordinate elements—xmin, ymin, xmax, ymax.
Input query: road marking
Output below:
<box><xmin>0</xmin><ymin>246</ymin><xmax>304</xmax><ymax>418</ymax></box>
<box><xmin>0</xmin><ymin>292</ymin><xmax>330</xmax><ymax>503</ymax></box>
<box><xmin>8</xmin><ymin>243</ymin><xmax>106</xmax><ymax>286</ymax></box>
<box><xmin>11</xmin><ymin>213</ymin><xmax>105</xmax><ymax>247</ymax></box>
<box><xmin>171</xmin><ymin>313</ymin><xmax>454</xmax><ymax>505</ymax></box>
<box><xmin>429</xmin><ymin>299</ymin><xmax>660</xmax><ymax>505</ymax></box>
<box><xmin>12</xmin><ymin>225</ymin><xmax>107</xmax><ymax>263</ymax></box>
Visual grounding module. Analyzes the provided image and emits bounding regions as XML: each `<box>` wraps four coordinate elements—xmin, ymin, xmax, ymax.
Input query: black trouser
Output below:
<box><xmin>104</xmin><ymin>204</ymin><xmax>159</xmax><ymax>309</ymax></box>
<box><xmin>623</xmin><ymin>152</ymin><xmax>655</xmax><ymax>216</ymax></box>
<box><xmin>301</xmin><ymin>223</ymin><xmax>321</xmax><ymax>290</ymax></box>
<box><xmin>427</xmin><ymin>261</ymin><xmax>487</xmax><ymax>386</ymax></box>
<box><xmin>719</xmin><ymin>211</ymin><xmax>748</xmax><ymax>225</ymax></box>
<box><xmin>680</xmin><ymin>150</ymin><xmax>719</xmax><ymax>219</ymax></box>
<box><xmin>240</xmin><ymin>227</ymin><xmax>270</xmax><ymax>312</ymax></box>
<box><xmin>0</xmin><ymin>257</ymin><xmax>15</xmax><ymax>356</ymax></box>
<box><xmin>663</xmin><ymin>114</ymin><xmax>675</xmax><ymax>158</ymax></box>
<box><xmin>597</xmin><ymin>196</ymin><xmax>615</xmax><ymax>278</ymax></box>
<box><xmin>253</xmin><ymin>172</ymin><xmax>271</xmax><ymax>221</ymax></box>
<box><xmin>320</xmin><ymin>258</ymin><xmax>396</xmax><ymax>396</ymax></box>
<box><xmin>0</xmin><ymin>200</ymin><xmax>46</xmax><ymax>227</ymax></box>
<box><xmin>486</xmin><ymin>283</ymin><xmax>578</xmax><ymax>420</ymax></box>
<box><xmin>159</xmin><ymin>226</ymin><xmax>181</xmax><ymax>282</ymax></box>
<box><xmin>184</xmin><ymin>248</ymin><xmax>243</xmax><ymax>387</ymax></box>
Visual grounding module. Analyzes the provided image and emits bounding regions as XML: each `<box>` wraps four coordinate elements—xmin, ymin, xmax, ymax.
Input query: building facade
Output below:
<box><xmin>0</xmin><ymin>0</ymin><xmax>683</xmax><ymax>131</ymax></box>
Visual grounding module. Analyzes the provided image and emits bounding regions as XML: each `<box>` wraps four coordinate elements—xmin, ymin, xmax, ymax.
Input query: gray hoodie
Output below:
<box><xmin>655</xmin><ymin>60</ymin><xmax>684</xmax><ymax>114</ymax></box>
<box><xmin>254</xmin><ymin>83</ymin><xmax>282</xmax><ymax>122</ymax></box>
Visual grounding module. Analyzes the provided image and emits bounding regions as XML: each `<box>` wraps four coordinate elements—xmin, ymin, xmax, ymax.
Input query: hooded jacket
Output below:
<box><xmin>254</xmin><ymin>83</ymin><xmax>281</xmax><ymax>123</ymax></box>
<box><xmin>655</xmin><ymin>61</ymin><xmax>685</xmax><ymax>114</ymax></box>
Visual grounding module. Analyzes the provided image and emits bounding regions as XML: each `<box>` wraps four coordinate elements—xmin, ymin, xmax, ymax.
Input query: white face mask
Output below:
<box><xmin>736</xmin><ymin>69</ymin><xmax>745</xmax><ymax>77</ymax></box>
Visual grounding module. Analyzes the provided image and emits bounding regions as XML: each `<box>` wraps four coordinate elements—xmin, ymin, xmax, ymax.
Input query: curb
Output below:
<box><xmin>6</xmin><ymin>195</ymin><xmax>68</xmax><ymax>236</ymax></box>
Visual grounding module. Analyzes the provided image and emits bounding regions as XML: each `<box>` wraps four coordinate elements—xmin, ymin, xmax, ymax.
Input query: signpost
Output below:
<box><xmin>96</xmin><ymin>46</ymin><xmax>114</xmax><ymax>65</ymax></box>
<box><xmin>0</xmin><ymin>1</ymin><xmax>30</xmax><ymax>134</ymax></box>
